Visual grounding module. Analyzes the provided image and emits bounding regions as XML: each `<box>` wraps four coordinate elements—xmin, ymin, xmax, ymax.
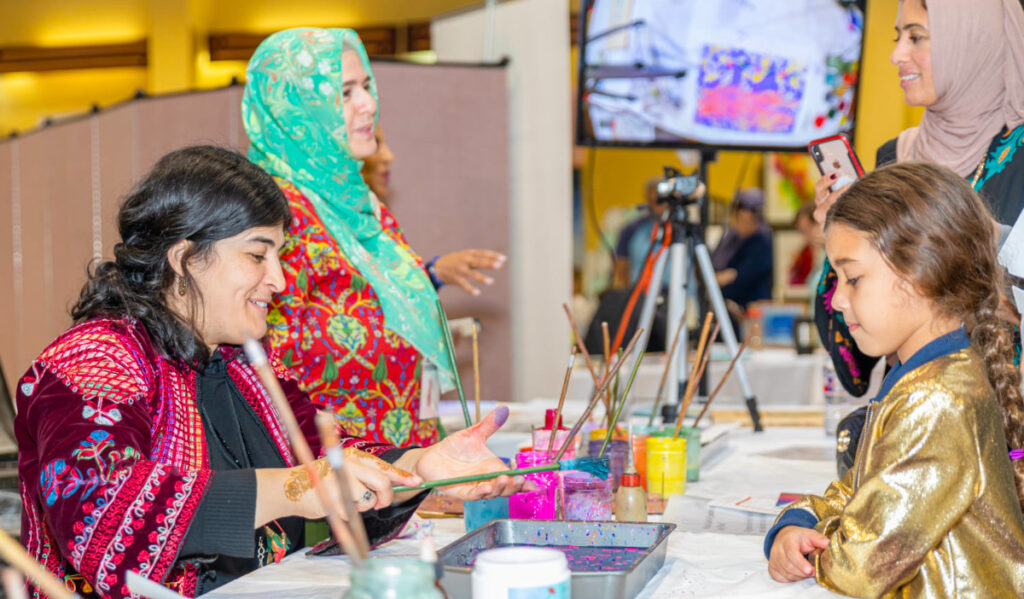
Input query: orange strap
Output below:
<box><xmin>610</xmin><ymin>220</ymin><xmax>672</xmax><ymax>356</ymax></box>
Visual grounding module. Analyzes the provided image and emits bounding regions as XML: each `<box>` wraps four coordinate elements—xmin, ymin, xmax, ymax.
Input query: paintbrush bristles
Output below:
<box><xmin>561</xmin><ymin>456</ymin><xmax>610</xmax><ymax>480</ymax></box>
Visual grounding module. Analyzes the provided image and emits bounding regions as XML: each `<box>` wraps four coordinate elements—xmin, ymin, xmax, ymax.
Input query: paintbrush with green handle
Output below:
<box><xmin>392</xmin><ymin>456</ymin><xmax>610</xmax><ymax>493</ymax></box>
<box><xmin>552</xmin><ymin>327</ymin><xmax>645</xmax><ymax>463</ymax></box>
<box><xmin>436</xmin><ymin>297</ymin><xmax>473</xmax><ymax>428</ymax></box>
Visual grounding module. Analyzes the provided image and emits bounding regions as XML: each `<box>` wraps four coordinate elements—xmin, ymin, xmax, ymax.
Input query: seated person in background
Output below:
<box><xmin>765</xmin><ymin>163</ymin><xmax>1024</xmax><ymax>596</ymax></box>
<box><xmin>15</xmin><ymin>146</ymin><xmax>521</xmax><ymax>598</ymax></box>
<box><xmin>711</xmin><ymin>188</ymin><xmax>773</xmax><ymax>310</ymax></box>
<box><xmin>789</xmin><ymin>202</ymin><xmax>821</xmax><ymax>286</ymax></box>
<box><xmin>792</xmin><ymin>202</ymin><xmax>825</xmax><ymax>312</ymax></box>
<box><xmin>612</xmin><ymin>178</ymin><xmax>667</xmax><ymax>289</ymax></box>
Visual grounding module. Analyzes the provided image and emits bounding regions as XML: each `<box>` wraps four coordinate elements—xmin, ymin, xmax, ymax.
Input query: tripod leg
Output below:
<box><xmin>693</xmin><ymin>242</ymin><xmax>764</xmax><ymax>431</ymax></box>
<box><xmin>665</xmin><ymin>240</ymin><xmax>689</xmax><ymax>417</ymax></box>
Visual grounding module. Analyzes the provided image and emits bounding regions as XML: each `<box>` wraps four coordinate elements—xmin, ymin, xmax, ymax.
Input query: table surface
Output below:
<box><xmin>203</xmin><ymin>427</ymin><xmax>843</xmax><ymax>598</ymax></box>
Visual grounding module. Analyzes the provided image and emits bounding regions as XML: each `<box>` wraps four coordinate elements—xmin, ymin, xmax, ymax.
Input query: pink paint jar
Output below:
<box><xmin>508</xmin><ymin>450</ymin><xmax>561</xmax><ymax>520</ymax></box>
<box><xmin>563</xmin><ymin>471</ymin><xmax>613</xmax><ymax>521</ymax></box>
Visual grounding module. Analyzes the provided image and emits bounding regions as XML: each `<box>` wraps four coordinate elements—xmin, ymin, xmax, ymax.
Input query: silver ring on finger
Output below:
<box><xmin>358</xmin><ymin>490</ymin><xmax>376</xmax><ymax>505</ymax></box>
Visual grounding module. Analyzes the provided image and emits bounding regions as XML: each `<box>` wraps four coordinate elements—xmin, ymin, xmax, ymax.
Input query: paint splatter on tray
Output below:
<box><xmin>456</xmin><ymin>544</ymin><xmax>650</xmax><ymax>572</ymax></box>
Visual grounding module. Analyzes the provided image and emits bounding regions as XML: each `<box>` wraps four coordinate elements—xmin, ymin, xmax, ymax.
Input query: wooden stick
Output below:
<box><xmin>693</xmin><ymin>339</ymin><xmax>749</xmax><ymax>427</ymax></box>
<box><xmin>0</xmin><ymin>530</ymin><xmax>75</xmax><ymax>599</ymax></box>
<box><xmin>472</xmin><ymin>321</ymin><xmax>481</xmax><ymax>424</ymax></box>
<box><xmin>647</xmin><ymin>314</ymin><xmax>687</xmax><ymax>427</ymax></box>
<box><xmin>602</xmin><ymin>322</ymin><xmax>613</xmax><ymax>427</ymax></box>
<box><xmin>600</xmin><ymin>349</ymin><xmax>645</xmax><ymax>457</ymax></box>
<box><xmin>435</xmin><ymin>299</ymin><xmax>473</xmax><ymax>428</ymax></box>
<box><xmin>678</xmin><ymin>321</ymin><xmax>718</xmax><ymax>420</ymax></box>
<box><xmin>673</xmin><ymin>313</ymin><xmax>714</xmax><ymax>439</ymax></box>
<box><xmin>243</xmin><ymin>339</ymin><xmax>365</xmax><ymax>568</ymax></box>
<box><xmin>315</xmin><ymin>412</ymin><xmax>371</xmax><ymax>559</ymax></box>
<box><xmin>562</xmin><ymin>303</ymin><xmax>606</xmax><ymax>402</ymax></box>
<box><xmin>554</xmin><ymin>328</ymin><xmax>644</xmax><ymax>462</ymax></box>
<box><xmin>547</xmin><ymin>345</ymin><xmax>577</xmax><ymax>453</ymax></box>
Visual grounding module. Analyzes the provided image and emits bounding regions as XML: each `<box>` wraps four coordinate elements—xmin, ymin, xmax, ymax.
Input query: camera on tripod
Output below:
<box><xmin>655</xmin><ymin>166</ymin><xmax>702</xmax><ymax>205</ymax></box>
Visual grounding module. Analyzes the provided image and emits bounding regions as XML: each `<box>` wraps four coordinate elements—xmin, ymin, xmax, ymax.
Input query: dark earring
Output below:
<box><xmin>177</xmin><ymin>276</ymin><xmax>187</xmax><ymax>296</ymax></box>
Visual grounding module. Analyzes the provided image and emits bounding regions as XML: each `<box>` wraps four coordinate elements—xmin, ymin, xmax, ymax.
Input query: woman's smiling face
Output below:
<box><xmin>342</xmin><ymin>50</ymin><xmax>378</xmax><ymax>159</ymax></box>
<box><xmin>891</xmin><ymin>0</ymin><xmax>938</xmax><ymax>107</ymax></box>
<box><xmin>175</xmin><ymin>225</ymin><xmax>286</xmax><ymax>350</ymax></box>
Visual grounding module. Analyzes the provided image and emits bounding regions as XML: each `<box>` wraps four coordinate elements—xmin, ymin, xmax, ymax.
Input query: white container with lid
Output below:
<box><xmin>471</xmin><ymin>546</ymin><xmax>570</xmax><ymax>599</ymax></box>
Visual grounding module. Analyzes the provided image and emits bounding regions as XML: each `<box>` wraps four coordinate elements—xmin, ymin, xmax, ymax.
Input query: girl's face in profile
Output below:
<box><xmin>341</xmin><ymin>50</ymin><xmax>379</xmax><ymax>160</ymax></box>
<box><xmin>826</xmin><ymin>223</ymin><xmax>939</xmax><ymax>363</ymax></box>
<box><xmin>891</xmin><ymin>0</ymin><xmax>937</xmax><ymax>107</ymax></box>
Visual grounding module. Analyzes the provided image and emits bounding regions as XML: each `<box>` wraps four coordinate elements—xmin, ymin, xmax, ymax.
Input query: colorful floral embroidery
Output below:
<box><xmin>19</xmin><ymin>317</ymin><xmax>393</xmax><ymax>599</ymax></box>
<box><xmin>975</xmin><ymin>124</ymin><xmax>1024</xmax><ymax>189</ymax></box>
<box><xmin>268</xmin><ymin>182</ymin><xmax>438</xmax><ymax>447</ymax></box>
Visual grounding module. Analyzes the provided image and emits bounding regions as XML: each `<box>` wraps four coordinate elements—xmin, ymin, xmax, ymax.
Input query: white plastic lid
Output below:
<box><xmin>473</xmin><ymin>546</ymin><xmax>569</xmax><ymax>583</ymax></box>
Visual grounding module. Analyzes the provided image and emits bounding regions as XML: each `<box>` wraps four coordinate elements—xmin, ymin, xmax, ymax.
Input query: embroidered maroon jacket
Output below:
<box><xmin>15</xmin><ymin>318</ymin><xmax>396</xmax><ymax>598</ymax></box>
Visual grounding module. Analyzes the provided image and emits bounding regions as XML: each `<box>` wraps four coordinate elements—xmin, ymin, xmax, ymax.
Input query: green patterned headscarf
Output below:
<box><xmin>242</xmin><ymin>28</ymin><xmax>453</xmax><ymax>389</ymax></box>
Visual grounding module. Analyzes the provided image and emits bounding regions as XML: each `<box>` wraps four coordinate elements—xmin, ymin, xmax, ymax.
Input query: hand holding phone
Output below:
<box><xmin>809</xmin><ymin>134</ymin><xmax>864</xmax><ymax>193</ymax></box>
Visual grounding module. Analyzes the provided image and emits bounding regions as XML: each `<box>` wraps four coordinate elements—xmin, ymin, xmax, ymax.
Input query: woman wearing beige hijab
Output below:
<box><xmin>813</xmin><ymin>0</ymin><xmax>1024</xmax><ymax>408</ymax></box>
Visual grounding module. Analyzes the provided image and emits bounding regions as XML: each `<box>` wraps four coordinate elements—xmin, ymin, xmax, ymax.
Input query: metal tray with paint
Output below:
<box><xmin>438</xmin><ymin>519</ymin><xmax>676</xmax><ymax>598</ymax></box>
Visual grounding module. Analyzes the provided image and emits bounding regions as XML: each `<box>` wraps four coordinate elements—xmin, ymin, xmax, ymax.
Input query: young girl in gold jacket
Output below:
<box><xmin>765</xmin><ymin>162</ymin><xmax>1024</xmax><ymax>597</ymax></box>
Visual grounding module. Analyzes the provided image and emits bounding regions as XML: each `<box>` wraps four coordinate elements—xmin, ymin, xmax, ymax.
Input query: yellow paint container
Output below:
<box><xmin>645</xmin><ymin>436</ymin><xmax>687</xmax><ymax>498</ymax></box>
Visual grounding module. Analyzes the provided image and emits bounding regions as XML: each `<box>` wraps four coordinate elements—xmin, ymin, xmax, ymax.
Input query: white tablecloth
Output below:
<box><xmin>203</xmin><ymin>427</ymin><xmax>844</xmax><ymax>598</ymax></box>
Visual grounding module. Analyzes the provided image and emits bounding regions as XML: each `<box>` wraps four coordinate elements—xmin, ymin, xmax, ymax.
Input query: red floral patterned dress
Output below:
<box><xmin>268</xmin><ymin>180</ymin><xmax>439</xmax><ymax>448</ymax></box>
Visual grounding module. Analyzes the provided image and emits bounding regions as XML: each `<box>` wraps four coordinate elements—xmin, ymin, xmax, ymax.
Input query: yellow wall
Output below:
<box><xmin>0</xmin><ymin>0</ymin><xmax>480</xmax><ymax>132</ymax></box>
<box><xmin>2</xmin><ymin>0</ymin><xmax>923</xmax><ymax>195</ymax></box>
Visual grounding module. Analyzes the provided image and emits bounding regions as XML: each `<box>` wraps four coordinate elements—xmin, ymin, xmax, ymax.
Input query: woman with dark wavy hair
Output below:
<box><xmin>14</xmin><ymin>145</ymin><xmax>520</xmax><ymax>598</ymax></box>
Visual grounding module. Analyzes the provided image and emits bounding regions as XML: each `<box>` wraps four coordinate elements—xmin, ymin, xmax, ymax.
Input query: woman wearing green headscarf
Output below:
<box><xmin>243</xmin><ymin>28</ymin><xmax>505</xmax><ymax>448</ymax></box>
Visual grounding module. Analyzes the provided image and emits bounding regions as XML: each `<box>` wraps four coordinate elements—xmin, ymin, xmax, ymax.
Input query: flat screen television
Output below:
<box><xmin>576</xmin><ymin>0</ymin><xmax>867</xmax><ymax>151</ymax></box>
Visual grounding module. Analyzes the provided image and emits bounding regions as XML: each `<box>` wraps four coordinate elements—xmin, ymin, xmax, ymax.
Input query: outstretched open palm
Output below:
<box><xmin>414</xmin><ymin>406</ymin><xmax>523</xmax><ymax>500</ymax></box>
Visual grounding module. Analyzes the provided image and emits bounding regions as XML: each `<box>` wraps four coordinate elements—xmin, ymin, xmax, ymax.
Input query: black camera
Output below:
<box><xmin>655</xmin><ymin>166</ymin><xmax>701</xmax><ymax>205</ymax></box>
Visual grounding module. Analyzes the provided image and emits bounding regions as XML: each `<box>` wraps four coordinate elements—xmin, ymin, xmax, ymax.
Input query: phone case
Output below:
<box><xmin>809</xmin><ymin>134</ymin><xmax>864</xmax><ymax>192</ymax></box>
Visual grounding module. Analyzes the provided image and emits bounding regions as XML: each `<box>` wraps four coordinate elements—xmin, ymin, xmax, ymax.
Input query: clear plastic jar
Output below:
<box><xmin>507</xmin><ymin>450</ymin><xmax>560</xmax><ymax>520</ymax></box>
<box><xmin>563</xmin><ymin>471</ymin><xmax>613</xmax><ymax>521</ymax></box>
<box><xmin>344</xmin><ymin>558</ymin><xmax>442</xmax><ymax>599</ymax></box>
<box><xmin>587</xmin><ymin>437</ymin><xmax>629</xmax><ymax>490</ymax></box>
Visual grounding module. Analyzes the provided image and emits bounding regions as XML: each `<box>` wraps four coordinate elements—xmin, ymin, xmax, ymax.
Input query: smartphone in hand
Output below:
<box><xmin>809</xmin><ymin>134</ymin><xmax>864</xmax><ymax>192</ymax></box>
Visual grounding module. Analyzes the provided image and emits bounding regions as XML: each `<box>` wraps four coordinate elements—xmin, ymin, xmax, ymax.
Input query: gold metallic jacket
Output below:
<box><xmin>781</xmin><ymin>348</ymin><xmax>1024</xmax><ymax>598</ymax></box>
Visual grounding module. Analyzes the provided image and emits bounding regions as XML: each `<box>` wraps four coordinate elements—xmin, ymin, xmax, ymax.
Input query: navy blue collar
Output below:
<box><xmin>871</xmin><ymin>327</ymin><xmax>969</xmax><ymax>403</ymax></box>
